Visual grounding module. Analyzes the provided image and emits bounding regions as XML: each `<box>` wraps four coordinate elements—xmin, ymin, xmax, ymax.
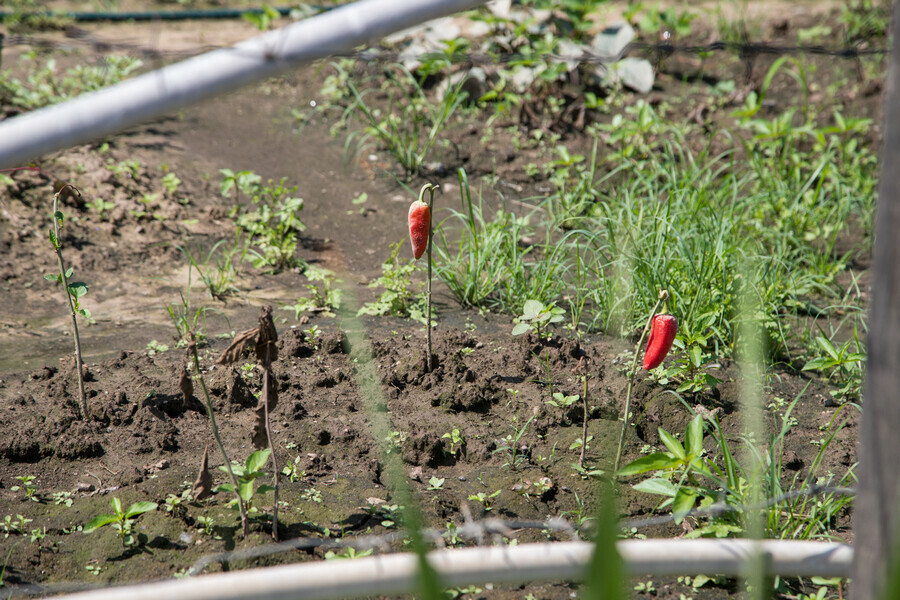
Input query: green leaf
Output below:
<box><xmin>45</xmin><ymin>273</ymin><xmax>60</xmax><ymax>282</ymax></box>
<box><xmin>125</xmin><ymin>502</ymin><xmax>158</xmax><ymax>519</ymax></box>
<box><xmin>83</xmin><ymin>514</ymin><xmax>117</xmax><ymax>533</ymax></box>
<box><xmin>802</xmin><ymin>357</ymin><xmax>835</xmax><ymax>371</ymax></box>
<box><xmin>238</xmin><ymin>481</ymin><xmax>254</xmax><ymax>503</ymax></box>
<box><xmin>256</xmin><ymin>484</ymin><xmax>276</xmax><ymax>495</ymax></box>
<box><xmin>48</xmin><ymin>230</ymin><xmax>58</xmax><ymax>247</ymax></box>
<box><xmin>67</xmin><ymin>281</ymin><xmax>89</xmax><ymax>298</ymax></box>
<box><xmin>616</xmin><ymin>453</ymin><xmax>679</xmax><ymax>477</ymax></box>
<box><xmin>218</xmin><ymin>463</ymin><xmax>246</xmax><ymax>478</ymax></box>
<box><xmin>684</xmin><ymin>415</ymin><xmax>704</xmax><ymax>458</ymax></box>
<box><xmin>632</xmin><ymin>478</ymin><xmax>678</xmax><ymax>497</ymax></box>
<box><xmin>246</xmin><ymin>449</ymin><xmax>272</xmax><ymax>474</ymax></box>
<box><xmin>672</xmin><ymin>487</ymin><xmax>698</xmax><ymax>522</ymax></box>
<box><xmin>511</xmin><ymin>322</ymin><xmax>532</xmax><ymax>336</ymax></box>
<box><xmin>658</xmin><ymin>428</ymin><xmax>686</xmax><ymax>460</ymax></box>
<box><xmin>522</xmin><ymin>299</ymin><xmax>543</xmax><ymax>319</ymax></box>
<box><xmin>214</xmin><ymin>483</ymin><xmax>235</xmax><ymax>494</ymax></box>
<box><xmin>110</xmin><ymin>497</ymin><xmax>123</xmax><ymax>517</ymax></box>
<box><xmin>689</xmin><ymin>345</ymin><xmax>702</xmax><ymax>368</ymax></box>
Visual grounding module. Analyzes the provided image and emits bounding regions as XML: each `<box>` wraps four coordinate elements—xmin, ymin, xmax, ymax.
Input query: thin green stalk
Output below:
<box><xmin>614</xmin><ymin>290</ymin><xmax>668</xmax><ymax>474</ymax></box>
<box><xmin>419</xmin><ymin>182</ymin><xmax>438</xmax><ymax>372</ymax></box>
<box><xmin>263</xmin><ymin>346</ymin><xmax>280</xmax><ymax>541</ymax></box>
<box><xmin>579</xmin><ymin>360</ymin><xmax>589</xmax><ymax>469</ymax></box>
<box><xmin>188</xmin><ymin>336</ymin><xmax>248</xmax><ymax>537</ymax></box>
<box><xmin>51</xmin><ymin>185</ymin><xmax>89</xmax><ymax>421</ymax></box>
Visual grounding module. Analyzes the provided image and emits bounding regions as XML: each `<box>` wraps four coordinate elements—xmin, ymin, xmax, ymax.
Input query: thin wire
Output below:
<box><xmin>179</xmin><ymin>484</ymin><xmax>855</xmax><ymax>577</ymax></box>
<box><xmin>0</xmin><ymin>485</ymin><xmax>855</xmax><ymax>597</ymax></box>
<box><xmin>1</xmin><ymin>28</ymin><xmax>887</xmax><ymax>65</ymax></box>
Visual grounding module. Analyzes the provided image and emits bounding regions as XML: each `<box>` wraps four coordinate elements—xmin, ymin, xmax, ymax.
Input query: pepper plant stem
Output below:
<box><xmin>188</xmin><ymin>336</ymin><xmax>248</xmax><ymax>537</ymax></box>
<box><xmin>613</xmin><ymin>291</ymin><xmax>668</xmax><ymax>474</ymax></box>
<box><xmin>419</xmin><ymin>183</ymin><xmax>437</xmax><ymax>372</ymax></box>
<box><xmin>263</xmin><ymin>346</ymin><xmax>280</xmax><ymax>541</ymax></box>
<box><xmin>51</xmin><ymin>186</ymin><xmax>88</xmax><ymax>421</ymax></box>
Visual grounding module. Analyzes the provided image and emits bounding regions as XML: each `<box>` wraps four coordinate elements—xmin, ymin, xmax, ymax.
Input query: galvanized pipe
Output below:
<box><xmin>44</xmin><ymin>539</ymin><xmax>852</xmax><ymax>600</ymax></box>
<box><xmin>0</xmin><ymin>0</ymin><xmax>485</xmax><ymax>170</ymax></box>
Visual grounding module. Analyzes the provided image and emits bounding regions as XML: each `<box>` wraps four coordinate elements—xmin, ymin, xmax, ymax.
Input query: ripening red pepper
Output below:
<box><xmin>642</xmin><ymin>314</ymin><xmax>677</xmax><ymax>370</ymax></box>
<box><xmin>408</xmin><ymin>200</ymin><xmax>431</xmax><ymax>260</ymax></box>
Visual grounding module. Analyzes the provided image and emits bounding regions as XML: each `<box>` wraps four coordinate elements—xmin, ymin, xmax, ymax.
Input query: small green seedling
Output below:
<box><xmin>215</xmin><ymin>449</ymin><xmax>275</xmax><ymax>514</ymax></box>
<box><xmin>83</xmin><ymin>497</ymin><xmax>158</xmax><ymax>547</ymax></box>
<box><xmin>467</xmin><ymin>490</ymin><xmax>501</xmax><ymax>511</ymax></box>
<box><xmin>11</xmin><ymin>475</ymin><xmax>39</xmax><ymax>502</ymax></box>
<box><xmin>512</xmin><ymin>299</ymin><xmax>565</xmax><ymax>338</ymax></box>
<box><xmin>441</xmin><ymin>428</ymin><xmax>465</xmax><ymax>456</ymax></box>
<box><xmin>546</xmin><ymin>392</ymin><xmax>579</xmax><ymax>409</ymax></box>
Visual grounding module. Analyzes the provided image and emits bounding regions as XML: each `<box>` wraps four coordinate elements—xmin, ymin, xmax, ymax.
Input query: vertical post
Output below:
<box><xmin>853</xmin><ymin>3</ymin><xmax>900</xmax><ymax>597</ymax></box>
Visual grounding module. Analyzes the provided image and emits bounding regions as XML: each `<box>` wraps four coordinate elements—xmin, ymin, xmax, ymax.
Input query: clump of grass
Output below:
<box><xmin>340</xmin><ymin>61</ymin><xmax>467</xmax><ymax>178</ymax></box>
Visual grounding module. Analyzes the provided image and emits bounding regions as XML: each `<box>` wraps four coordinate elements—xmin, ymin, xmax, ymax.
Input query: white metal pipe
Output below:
<box><xmin>45</xmin><ymin>539</ymin><xmax>852</xmax><ymax>600</ymax></box>
<box><xmin>0</xmin><ymin>0</ymin><xmax>485</xmax><ymax>170</ymax></box>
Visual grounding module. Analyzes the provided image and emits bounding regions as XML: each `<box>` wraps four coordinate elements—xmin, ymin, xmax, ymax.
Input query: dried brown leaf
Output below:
<box><xmin>217</xmin><ymin>327</ymin><xmax>259</xmax><ymax>365</ymax></box>
<box><xmin>192</xmin><ymin>445</ymin><xmax>214</xmax><ymax>500</ymax></box>
<box><xmin>255</xmin><ymin>305</ymin><xmax>278</xmax><ymax>365</ymax></box>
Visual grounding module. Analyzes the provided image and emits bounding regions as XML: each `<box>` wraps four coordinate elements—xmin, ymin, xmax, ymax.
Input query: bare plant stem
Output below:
<box><xmin>613</xmin><ymin>291</ymin><xmax>668</xmax><ymax>474</ymax></box>
<box><xmin>263</xmin><ymin>346</ymin><xmax>279</xmax><ymax>541</ymax></box>
<box><xmin>188</xmin><ymin>335</ymin><xmax>248</xmax><ymax>537</ymax></box>
<box><xmin>51</xmin><ymin>186</ymin><xmax>88</xmax><ymax>421</ymax></box>
<box><xmin>579</xmin><ymin>359</ymin><xmax>588</xmax><ymax>469</ymax></box>
<box><xmin>420</xmin><ymin>183</ymin><xmax>437</xmax><ymax>373</ymax></box>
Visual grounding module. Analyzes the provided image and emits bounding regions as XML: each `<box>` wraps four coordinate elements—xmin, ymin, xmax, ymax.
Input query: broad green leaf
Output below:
<box><xmin>125</xmin><ymin>501</ymin><xmax>158</xmax><ymax>519</ymax></box>
<box><xmin>83</xmin><ymin>514</ymin><xmax>117</xmax><ymax>533</ymax></box>
<box><xmin>817</xmin><ymin>336</ymin><xmax>840</xmax><ymax>361</ymax></box>
<box><xmin>214</xmin><ymin>483</ymin><xmax>235</xmax><ymax>494</ymax></box>
<box><xmin>246</xmin><ymin>449</ymin><xmax>272</xmax><ymax>474</ymax></box>
<box><xmin>685</xmin><ymin>415</ymin><xmax>704</xmax><ymax>458</ymax></box>
<box><xmin>238</xmin><ymin>481</ymin><xmax>254</xmax><ymax>503</ymax></box>
<box><xmin>672</xmin><ymin>487</ymin><xmax>698</xmax><ymax>522</ymax></box>
<box><xmin>45</xmin><ymin>273</ymin><xmax>60</xmax><ymax>282</ymax></box>
<box><xmin>511</xmin><ymin>322</ymin><xmax>531</xmax><ymax>336</ymax></box>
<box><xmin>65</xmin><ymin>266</ymin><xmax>74</xmax><ymax>278</ymax></box>
<box><xmin>802</xmin><ymin>357</ymin><xmax>835</xmax><ymax>371</ymax></box>
<box><xmin>48</xmin><ymin>230</ymin><xmax>58</xmax><ymax>247</ymax></box>
<box><xmin>110</xmin><ymin>497</ymin><xmax>123</xmax><ymax>516</ymax></box>
<box><xmin>522</xmin><ymin>299</ymin><xmax>543</xmax><ymax>319</ymax></box>
<box><xmin>658</xmin><ymin>428</ymin><xmax>686</xmax><ymax>460</ymax></box>
<box><xmin>256</xmin><ymin>484</ymin><xmax>276</xmax><ymax>495</ymax></box>
<box><xmin>218</xmin><ymin>463</ymin><xmax>246</xmax><ymax>478</ymax></box>
<box><xmin>632</xmin><ymin>478</ymin><xmax>677</xmax><ymax>497</ymax></box>
<box><xmin>689</xmin><ymin>345</ymin><xmax>702</xmax><ymax>368</ymax></box>
<box><xmin>616</xmin><ymin>453</ymin><xmax>678</xmax><ymax>477</ymax></box>
<box><xmin>67</xmin><ymin>282</ymin><xmax>89</xmax><ymax>298</ymax></box>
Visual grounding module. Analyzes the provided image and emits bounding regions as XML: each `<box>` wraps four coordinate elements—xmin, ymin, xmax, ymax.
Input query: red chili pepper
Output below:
<box><xmin>408</xmin><ymin>200</ymin><xmax>431</xmax><ymax>260</ymax></box>
<box><xmin>642</xmin><ymin>314</ymin><xmax>677</xmax><ymax>370</ymax></box>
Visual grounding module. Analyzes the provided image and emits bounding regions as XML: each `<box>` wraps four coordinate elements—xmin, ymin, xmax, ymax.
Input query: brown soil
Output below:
<box><xmin>0</xmin><ymin>3</ymin><xmax>876</xmax><ymax>599</ymax></box>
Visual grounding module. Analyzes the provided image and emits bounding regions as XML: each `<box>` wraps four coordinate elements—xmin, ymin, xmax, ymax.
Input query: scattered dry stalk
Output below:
<box><xmin>217</xmin><ymin>305</ymin><xmax>280</xmax><ymax>540</ymax></box>
<box><xmin>189</xmin><ymin>335</ymin><xmax>248</xmax><ymax>537</ymax></box>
